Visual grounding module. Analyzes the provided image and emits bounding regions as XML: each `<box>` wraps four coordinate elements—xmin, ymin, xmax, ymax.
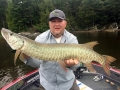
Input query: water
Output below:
<box><xmin>0</xmin><ymin>31</ymin><xmax>120</xmax><ymax>88</ymax></box>
<box><xmin>73</xmin><ymin>31</ymin><xmax>120</xmax><ymax>68</ymax></box>
<box><xmin>0</xmin><ymin>37</ymin><xmax>35</xmax><ymax>88</ymax></box>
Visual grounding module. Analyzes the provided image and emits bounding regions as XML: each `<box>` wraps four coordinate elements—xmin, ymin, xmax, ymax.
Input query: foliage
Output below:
<box><xmin>0</xmin><ymin>0</ymin><xmax>7</xmax><ymax>29</ymax></box>
<box><xmin>0</xmin><ymin>0</ymin><xmax>120</xmax><ymax>32</ymax></box>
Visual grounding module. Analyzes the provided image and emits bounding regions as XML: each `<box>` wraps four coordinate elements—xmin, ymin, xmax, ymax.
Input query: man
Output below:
<box><xmin>22</xmin><ymin>9</ymin><xmax>80</xmax><ymax>90</ymax></box>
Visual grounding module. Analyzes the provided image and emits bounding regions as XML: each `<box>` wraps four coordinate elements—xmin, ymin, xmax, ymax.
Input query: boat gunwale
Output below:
<box><xmin>0</xmin><ymin>69</ymin><xmax>38</xmax><ymax>90</ymax></box>
<box><xmin>1</xmin><ymin>63</ymin><xmax>120</xmax><ymax>90</ymax></box>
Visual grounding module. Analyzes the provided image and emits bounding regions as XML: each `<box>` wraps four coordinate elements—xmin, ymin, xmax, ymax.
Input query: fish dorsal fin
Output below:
<box><xmin>84</xmin><ymin>41</ymin><xmax>99</xmax><ymax>49</ymax></box>
<box><xmin>14</xmin><ymin>50</ymin><xmax>21</xmax><ymax>65</ymax></box>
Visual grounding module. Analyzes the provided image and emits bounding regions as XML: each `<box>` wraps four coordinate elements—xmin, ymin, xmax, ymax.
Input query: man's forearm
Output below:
<box><xmin>19</xmin><ymin>53</ymin><xmax>41</xmax><ymax>68</ymax></box>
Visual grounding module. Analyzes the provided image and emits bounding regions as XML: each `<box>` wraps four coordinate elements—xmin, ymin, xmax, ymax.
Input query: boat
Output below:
<box><xmin>0</xmin><ymin>62</ymin><xmax>120</xmax><ymax>90</ymax></box>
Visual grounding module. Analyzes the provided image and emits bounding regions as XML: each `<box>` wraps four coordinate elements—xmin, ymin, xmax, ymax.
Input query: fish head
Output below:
<box><xmin>1</xmin><ymin>28</ymin><xmax>24</xmax><ymax>50</ymax></box>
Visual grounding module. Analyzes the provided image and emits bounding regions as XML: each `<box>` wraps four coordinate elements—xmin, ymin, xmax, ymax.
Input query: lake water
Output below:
<box><xmin>0</xmin><ymin>31</ymin><xmax>120</xmax><ymax>88</ymax></box>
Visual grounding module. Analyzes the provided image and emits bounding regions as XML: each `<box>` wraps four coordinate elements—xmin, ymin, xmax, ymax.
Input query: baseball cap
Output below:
<box><xmin>49</xmin><ymin>9</ymin><xmax>66</xmax><ymax>21</ymax></box>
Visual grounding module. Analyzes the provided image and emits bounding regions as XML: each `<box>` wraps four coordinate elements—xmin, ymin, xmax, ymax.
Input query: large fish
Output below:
<box><xmin>1</xmin><ymin>28</ymin><xmax>116</xmax><ymax>75</ymax></box>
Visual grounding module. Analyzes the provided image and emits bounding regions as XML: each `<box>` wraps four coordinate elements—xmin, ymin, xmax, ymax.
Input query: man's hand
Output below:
<box><xmin>64</xmin><ymin>59</ymin><xmax>79</xmax><ymax>67</ymax></box>
<box><xmin>59</xmin><ymin>59</ymin><xmax>79</xmax><ymax>71</ymax></box>
<box><xmin>19</xmin><ymin>53</ymin><xmax>30</xmax><ymax>62</ymax></box>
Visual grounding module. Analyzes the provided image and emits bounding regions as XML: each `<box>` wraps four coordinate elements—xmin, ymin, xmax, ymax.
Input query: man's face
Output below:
<box><xmin>49</xmin><ymin>18</ymin><xmax>67</xmax><ymax>38</ymax></box>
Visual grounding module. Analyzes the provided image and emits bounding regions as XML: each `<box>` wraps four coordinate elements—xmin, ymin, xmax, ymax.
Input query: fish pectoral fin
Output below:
<box><xmin>14</xmin><ymin>50</ymin><xmax>21</xmax><ymax>65</ymax></box>
<box><xmin>59</xmin><ymin>61</ymin><xmax>68</xmax><ymax>72</ymax></box>
<box><xmin>84</xmin><ymin>41</ymin><xmax>99</xmax><ymax>49</ymax></box>
<box><xmin>85</xmin><ymin>62</ymin><xmax>96</xmax><ymax>73</ymax></box>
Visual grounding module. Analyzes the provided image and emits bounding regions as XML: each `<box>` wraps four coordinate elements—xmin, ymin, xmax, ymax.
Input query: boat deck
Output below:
<box><xmin>22</xmin><ymin>64</ymin><xmax>120</xmax><ymax>90</ymax></box>
<box><xmin>20</xmin><ymin>72</ymin><xmax>119</xmax><ymax>90</ymax></box>
<box><xmin>1</xmin><ymin>63</ymin><xmax>120</xmax><ymax>90</ymax></box>
<box><xmin>79</xmin><ymin>73</ymin><xmax>117</xmax><ymax>90</ymax></box>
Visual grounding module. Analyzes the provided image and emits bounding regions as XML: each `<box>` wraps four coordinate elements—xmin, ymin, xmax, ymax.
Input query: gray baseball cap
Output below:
<box><xmin>49</xmin><ymin>9</ymin><xmax>66</xmax><ymax>21</ymax></box>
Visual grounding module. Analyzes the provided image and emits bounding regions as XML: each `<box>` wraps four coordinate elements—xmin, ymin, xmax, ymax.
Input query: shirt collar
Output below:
<box><xmin>49</xmin><ymin>29</ymin><xmax>67</xmax><ymax>43</ymax></box>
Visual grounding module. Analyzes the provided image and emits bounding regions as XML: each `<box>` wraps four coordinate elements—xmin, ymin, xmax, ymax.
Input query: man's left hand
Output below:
<box><xmin>64</xmin><ymin>59</ymin><xmax>79</xmax><ymax>67</ymax></box>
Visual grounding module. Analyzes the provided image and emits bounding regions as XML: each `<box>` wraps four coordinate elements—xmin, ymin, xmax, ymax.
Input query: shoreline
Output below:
<box><xmin>17</xmin><ymin>29</ymin><xmax>120</xmax><ymax>37</ymax></box>
<box><xmin>71</xmin><ymin>29</ymin><xmax>120</xmax><ymax>33</ymax></box>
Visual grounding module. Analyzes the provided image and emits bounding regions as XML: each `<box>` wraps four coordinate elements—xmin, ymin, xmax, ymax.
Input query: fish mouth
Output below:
<box><xmin>1</xmin><ymin>28</ymin><xmax>24</xmax><ymax>50</ymax></box>
<box><xmin>1</xmin><ymin>28</ymin><xmax>11</xmax><ymax>40</ymax></box>
<box><xmin>10</xmin><ymin>40</ymin><xmax>19</xmax><ymax>45</ymax></box>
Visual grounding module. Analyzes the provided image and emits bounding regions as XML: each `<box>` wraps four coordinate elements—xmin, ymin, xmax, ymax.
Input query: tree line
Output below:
<box><xmin>0</xmin><ymin>0</ymin><xmax>120</xmax><ymax>32</ymax></box>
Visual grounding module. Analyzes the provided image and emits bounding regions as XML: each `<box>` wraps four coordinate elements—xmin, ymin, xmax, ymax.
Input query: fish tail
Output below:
<box><xmin>102</xmin><ymin>55</ymin><xmax>116</xmax><ymax>76</ymax></box>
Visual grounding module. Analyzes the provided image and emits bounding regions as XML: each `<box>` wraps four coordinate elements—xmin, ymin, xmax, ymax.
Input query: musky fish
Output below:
<box><xmin>1</xmin><ymin>28</ymin><xmax>116</xmax><ymax>76</ymax></box>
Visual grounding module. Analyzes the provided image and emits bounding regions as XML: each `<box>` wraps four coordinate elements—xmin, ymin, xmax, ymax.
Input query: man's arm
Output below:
<box><xmin>19</xmin><ymin>53</ymin><xmax>41</xmax><ymax>68</ymax></box>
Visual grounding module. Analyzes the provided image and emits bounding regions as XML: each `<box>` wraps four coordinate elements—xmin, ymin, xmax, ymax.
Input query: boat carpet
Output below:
<box><xmin>22</xmin><ymin>75</ymin><xmax>117</xmax><ymax>90</ymax></box>
<box><xmin>78</xmin><ymin>73</ymin><xmax>117</xmax><ymax>90</ymax></box>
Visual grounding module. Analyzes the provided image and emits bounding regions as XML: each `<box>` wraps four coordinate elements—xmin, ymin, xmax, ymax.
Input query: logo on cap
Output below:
<box><xmin>51</xmin><ymin>12</ymin><xmax>59</xmax><ymax>16</ymax></box>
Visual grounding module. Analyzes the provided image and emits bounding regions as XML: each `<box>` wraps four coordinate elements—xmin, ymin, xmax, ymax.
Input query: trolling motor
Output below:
<box><xmin>74</xmin><ymin>63</ymin><xmax>87</xmax><ymax>79</ymax></box>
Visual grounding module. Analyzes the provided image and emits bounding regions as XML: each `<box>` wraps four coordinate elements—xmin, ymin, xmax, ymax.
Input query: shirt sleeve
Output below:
<box><xmin>69</xmin><ymin>37</ymin><xmax>78</xmax><ymax>44</ymax></box>
<box><xmin>23</xmin><ymin>35</ymin><xmax>45</xmax><ymax>68</ymax></box>
<box><xmin>25</xmin><ymin>57</ymin><xmax>42</xmax><ymax>68</ymax></box>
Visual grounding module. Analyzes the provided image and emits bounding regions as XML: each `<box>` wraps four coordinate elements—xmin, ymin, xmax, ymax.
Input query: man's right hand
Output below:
<box><xmin>21</xmin><ymin>53</ymin><xmax>30</xmax><ymax>59</ymax></box>
<box><xmin>64</xmin><ymin>59</ymin><xmax>79</xmax><ymax>67</ymax></box>
<box><xmin>19</xmin><ymin>53</ymin><xmax>30</xmax><ymax>62</ymax></box>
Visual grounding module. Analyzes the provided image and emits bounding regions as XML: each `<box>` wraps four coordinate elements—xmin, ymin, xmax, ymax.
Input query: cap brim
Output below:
<box><xmin>49</xmin><ymin>17</ymin><xmax>64</xmax><ymax>21</ymax></box>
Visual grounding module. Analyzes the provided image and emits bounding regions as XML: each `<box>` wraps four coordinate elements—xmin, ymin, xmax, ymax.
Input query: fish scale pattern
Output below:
<box><xmin>1</xmin><ymin>28</ymin><xmax>116</xmax><ymax>75</ymax></box>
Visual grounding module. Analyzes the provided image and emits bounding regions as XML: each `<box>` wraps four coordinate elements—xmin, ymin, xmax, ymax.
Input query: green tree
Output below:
<box><xmin>35</xmin><ymin>0</ymin><xmax>55</xmax><ymax>32</ymax></box>
<box><xmin>6</xmin><ymin>0</ymin><xmax>40</xmax><ymax>32</ymax></box>
<box><xmin>0</xmin><ymin>0</ymin><xmax>7</xmax><ymax>29</ymax></box>
<box><xmin>5</xmin><ymin>0</ymin><xmax>120</xmax><ymax>32</ymax></box>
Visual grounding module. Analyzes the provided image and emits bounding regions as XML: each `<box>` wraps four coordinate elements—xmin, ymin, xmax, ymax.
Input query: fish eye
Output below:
<box><xmin>10</xmin><ymin>33</ymin><xmax>13</xmax><ymax>36</ymax></box>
